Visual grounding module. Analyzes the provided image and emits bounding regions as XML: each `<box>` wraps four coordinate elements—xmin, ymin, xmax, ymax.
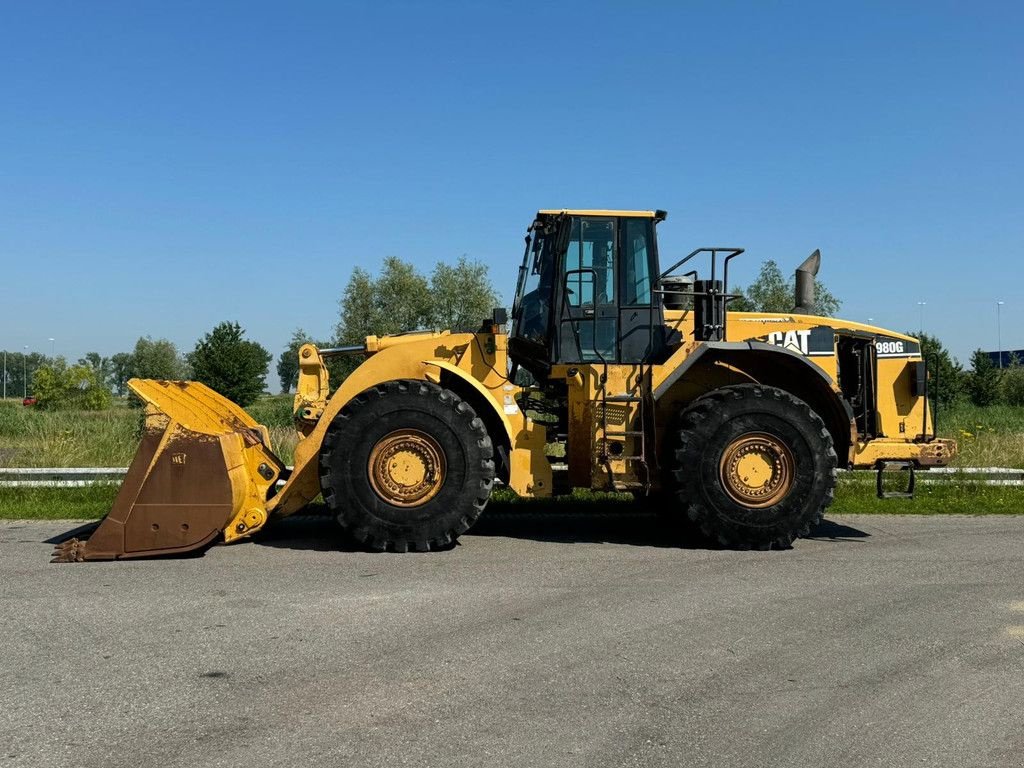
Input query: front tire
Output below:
<box><xmin>672</xmin><ymin>384</ymin><xmax>837</xmax><ymax>549</ymax></box>
<box><xmin>319</xmin><ymin>380</ymin><xmax>495</xmax><ymax>552</ymax></box>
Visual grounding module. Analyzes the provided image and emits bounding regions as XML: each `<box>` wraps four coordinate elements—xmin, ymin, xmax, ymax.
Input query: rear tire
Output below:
<box><xmin>319</xmin><ymin>380</ymin><xmax>495</xmax><ymax>552</ymax></box>
<box><xmin>672</xmin><ymin>384</ymin><xmax>837</xmax><ymax>549</ymax></box>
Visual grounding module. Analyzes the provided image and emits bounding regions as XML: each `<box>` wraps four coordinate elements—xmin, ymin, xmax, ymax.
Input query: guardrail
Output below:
<box><xmin>3</xmin><ymin>466</ymin><xmax>1021</xmax><ymax>488</ymax></box>
<box><xmin>0</xmin><ymin>468</ymin><xmax>129</xmax><ymax>487</ymax></box>
<box><xmin>0</xmin><ymin>467</ymin><xmax>295</xmax><ymax>488</ymax></box>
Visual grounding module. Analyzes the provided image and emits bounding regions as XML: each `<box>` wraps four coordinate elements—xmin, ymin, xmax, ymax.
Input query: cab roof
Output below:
<box><xmin>537</xmin><ymin>209</ymin><xmax>664</xmax><ymax>219</ymax></box>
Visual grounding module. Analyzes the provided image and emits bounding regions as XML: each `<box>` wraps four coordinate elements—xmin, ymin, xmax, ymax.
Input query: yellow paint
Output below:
<box><xmin>294</xmin><ymin>343</ymin><xmax>330</xmax><ymax>435</ymax></box>
<box><xmin>537</xmin><ymin>209</ymin><xmax>657</xmax><ymax>218</ymax></box>
<box><xmin>551</xmin><ymin>362</ymin><xmax>649</xmax><ymax>490</ymax></box>
<box><xmin>389</xmin><ymin>451</ymin><xmax>426</xmax><ymax>485</ymax></box>
<box><xmin>119</xmin><ymin>212</ymin><xmax>958</xmax><ymax>542</ymax></box>
<box><xmin>654</xmin><ymin>308</ymin><xmax>953</xmax><ymax>468</ymax></box>
<box><xmin>268</xmin><ymin>334</ymin><xmax>466</xmax><ymax>517</ymax></box>
<box><xmin>126</xmin><ymin>379</ymin><xmax>281</xmax><ymax>543</ymax></box>
<box><xmin>853</xmin><ymin>437</ymin><xmax>957</xmax><ymax>467</ymax></box>
<box><xmin>423</xmin><ymin>359</ymin><xmax>517</xmax><ymax>448</ymax></box>
<box><xmin>424</xmin><ymin>355</ymin><xmax>552</xmax><ymax>498</ymax></box>
<box><xmin>128</xmin><ymin>301</ymin><xmax>956</xmax><ymax>540</ymax></box>
<box><xmin>737</xmin><ymin>453</ymin><xmax>772</xmax><ymax>488</ymax></box>
<box><xmin>726</xmin><ymin>312</ymin><xmax>930</xmax><ymax>445</ymax></box>
<box><xmin>268</xmin><ymin>329</ymin><xmax>552</xmax><ymax>517</ymax></box>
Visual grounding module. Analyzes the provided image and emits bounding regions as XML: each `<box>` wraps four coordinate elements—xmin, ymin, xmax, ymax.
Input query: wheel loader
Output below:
<box><xmin>53</xmin><ymin>209</ymin><xmax>957</xmax><ymax>561</ymax></box>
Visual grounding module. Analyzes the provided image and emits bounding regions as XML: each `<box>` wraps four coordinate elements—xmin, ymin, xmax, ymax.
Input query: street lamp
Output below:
<box><xmin>997</xmin><ymin>301</ymin><xmax>1005</xmax><ymax>369</ymax></box>
<box><xmin>49</xmin><ymin>337</ymin><xmax>55</xmax><ymax>358</ymax></box>
<box><xmin>917</xmin><ymin>302</ymin><xmax>926</xmax><ymax>336</ymax></box>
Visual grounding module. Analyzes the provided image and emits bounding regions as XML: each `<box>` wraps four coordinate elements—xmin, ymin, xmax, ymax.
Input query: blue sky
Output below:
<box><xmin>2</xmin><ymin>1</ymin><xmax>1021</xmax><ymax>366</ymax></box>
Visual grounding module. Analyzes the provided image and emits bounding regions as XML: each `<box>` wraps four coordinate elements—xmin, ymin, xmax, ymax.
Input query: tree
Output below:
<box><xmin>428</xmin><ymin>256</ymin><xmax>499</xmax><ymax>331</ymax></box>
<box><xmin>967</xmin><ymin>348</ymin><xmax>1001</xmax><ymax>406</ymax></box>
<box><xmin>132</xmin><ymin>337</ymin><xmax>188</xmax><ymax>380</ymax></box>
<box><xmin>78</xmin><ymin>352</ymin><xmax>113</xmax><ymax>391</ymax></box>
<box><xmin>109</xmin><ymin>352</ymin><xmax>134</xmax><ymax>396</ymax></box>
<box><xmin>188</xmin><ymin>321</ymin><xmax>271</xmax><ymax>406</ymax></box>
<box><xmin>335</xmin><ymin>257</ymin><xmax>432</xmax><ymax>345</ymax></box>
<box><xmin>915</xmin><ymin>332</ymin><xmax>963</xmax><ymax>407</ymax></box>
<box><xmin>336</xmin><ymin>267</ymin><xmax>377</xmax><ymax>345</ymax></box>
<box><xmin>335</xmin><ymin>255</ymin><xmax>498</xmax><ymax>344</ymax></box>
<box><xmin>1</xmin><ymin>351</ymin><xmax>50</xmax><ymax>398</ymax></box>
<box><xmin>333</xmin><ymin>255</ymin><xmax>496</xmax><ymax>384</ymax></box>
<box><xmin>276</xmin><ymin>328</ymin><xmax>317</xmax><ymax>394</ymax></box>
<box><xmin>731</xmin><ymin>259</ymin><xmax>841</xmax><ymax>316</ymax></box>
<box><xmin>375</xmin><ymin>257</ymin><xmax>432</xmax><ymax>335</ymax></box>
<box><xmin>33</xmin><ymin>357</ymin><xmax>112</xmax><ymax>410</ymax></box>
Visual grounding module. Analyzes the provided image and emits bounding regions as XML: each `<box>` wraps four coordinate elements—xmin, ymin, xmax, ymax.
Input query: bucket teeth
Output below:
<box><xmin>51</xmin><ymin>539</ymin><xmax>87</xmax><ymax>563</ymax></box>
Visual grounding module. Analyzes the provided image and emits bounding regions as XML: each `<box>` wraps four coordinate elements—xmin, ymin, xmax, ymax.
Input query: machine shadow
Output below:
<box><xmin>45</xmin><ymin>521</ymin><xmax>100</xmax><ymax>545</ymax></box>
<box><xmin>249</xmin><ymin>499</ymin><xmax>871</xmax><ymax>552</ymax></box>
<box><xmin>803</xmin><ymin>519</ymin><xmax>872</xmax><ymax>542</ymax></box>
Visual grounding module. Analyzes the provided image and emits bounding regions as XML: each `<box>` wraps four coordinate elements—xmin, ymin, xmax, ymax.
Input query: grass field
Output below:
<box><xmin>938</xmin><ymin>403</ymin><xmax>1024</xmax><ymax>469</ymax></box>
<box><xmin>2</xmin><ymin>396</ymin><xmax>1022</xmax><ymax>469</ymax></box>
<box><xmin>0</xmin><ymin>395</ymin><xmax>301</xmax><ymax>468</ymax></box>
<box><xmin>4</xmin><ymin>478</ymin><xmax>1024</xmax><ymax>522</ymax></box>
<box><xmin>2</xmin><ymin>396</ymin><xmax>1023</xmax><ymax>520</ymax></box>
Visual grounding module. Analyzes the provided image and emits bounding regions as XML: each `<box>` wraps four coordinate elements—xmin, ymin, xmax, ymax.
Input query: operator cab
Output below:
<box><xmin>509</xmin><ymin>210</ymin><xmax>668</xmax><ymax>380</ymax></box>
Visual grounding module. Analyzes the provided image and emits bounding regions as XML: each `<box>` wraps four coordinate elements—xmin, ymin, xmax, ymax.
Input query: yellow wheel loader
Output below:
<box><xmin>53</xmin><ymin>209</ymin><xmax>957</xmax><ymax>561</ymax></box>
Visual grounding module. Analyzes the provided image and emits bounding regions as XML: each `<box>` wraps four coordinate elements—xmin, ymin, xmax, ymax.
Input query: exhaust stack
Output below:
<box><xmin>793</xmin><ymin>249</ymin><xmax>821</xmax><ymax>314</ymax></box>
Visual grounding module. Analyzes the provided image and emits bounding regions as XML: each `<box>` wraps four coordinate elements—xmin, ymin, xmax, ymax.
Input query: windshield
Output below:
<box><xmin>510</xmin><ymin>221</ymin><xmax>557</xmax><ymax>345</ymax></box>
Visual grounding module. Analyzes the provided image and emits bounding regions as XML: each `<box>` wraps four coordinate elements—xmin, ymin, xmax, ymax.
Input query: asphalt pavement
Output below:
<box><xmin>2</xmin><ymin>511</ymin><xmax>1024</xmax><ymax>768</ymax></box>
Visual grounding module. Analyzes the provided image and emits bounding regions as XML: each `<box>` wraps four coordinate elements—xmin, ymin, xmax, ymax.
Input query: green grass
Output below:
<box><xmin>940</xmin><ymin>403</ymin><xmax>1024</xmax><ymax>468</ymax></box>
<box><xmin>831</xmin><ymin>475</ymin><xmax>1024</xmax><ymax>515</ymax></box>
<box><xmin>0</xmin><ymin>483</ymin><xmax>120</xmax><ymax>520</ymax></box>
<box><xmin>0</xmin><ymin>398</ymin><xmax>141</xmax><ymax>468</ymax></box>
<box><xmin>2</xmin><ymin>396</ymin><xmax>1024</xmax><ymax>521</ymax></box>
<box><xmin>5</xmin><ymin>479</ymin><xmax>1024</xmax><ymax>522</ymax></box>
<box><xmin>245</xmin><ymin>395</ymin><xmax>295</xmax><ymax>429</ymax></box>
<box><xmin>0</xmin><ymin>394</ymin><xmax>300</xmax><ymax>467</ymax></box>
<box><xmin>490</xmin><ymin>481</ymin><xmax>1024</xmax><ymax>517</ymax></box>
<box><xmin>3</xmin><ymin>396</ymin><xmax>1023</xmax><ymax>470</ymax></box>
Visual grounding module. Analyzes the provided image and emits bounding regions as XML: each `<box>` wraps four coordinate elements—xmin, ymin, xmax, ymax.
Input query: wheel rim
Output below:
<box><xmin>718</xmin><ymin>432</ymin><xmax>795</xmax><ymax>508</ymax></box>
<box><xmin>368</xmin><ymin>429</ymin><xmax>447</xmax><ymax>507</ymax></box>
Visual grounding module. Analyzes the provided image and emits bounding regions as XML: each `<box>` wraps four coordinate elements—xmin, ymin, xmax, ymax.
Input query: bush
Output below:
<box><xmin>967</xmin><ymin>348</ymin><xmax>1001</xmax><ymax>406</ymax></box>
<box><xmin>1000</xmin><ymin>366</ymin><xmax>1024</xmax><ymax>406</ymax></box>
<box><xmin>32</xmin><ymin>359</ymin><xmax>112</xmax><ymax>411</ymax></box>
<box><xmin>916</xmin><ymin>332</ymin><xmax>964</xmax><ymax>406</ymax></box>
<box><xmin>246</xmin><ymin>395</ymin><xmax>295</xmax><ymax>429</ymax></box>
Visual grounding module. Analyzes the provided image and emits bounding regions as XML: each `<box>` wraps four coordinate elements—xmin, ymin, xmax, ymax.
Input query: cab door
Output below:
<box><xmin>556</xmin><ymin>217</ymin><xmax>618</xmax><ymax>363</ymax></box>
<box><xmin>618</xmin><ymin>217</ymin><xmax>660</xmax><ymax>364</ymax></box>
<box><xmin>554</xmin><ymin>216</ymin><xmax>662</xmax><ymax>365</ymax></box>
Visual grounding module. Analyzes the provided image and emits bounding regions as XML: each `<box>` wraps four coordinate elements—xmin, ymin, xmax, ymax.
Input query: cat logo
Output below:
<box><xmin>765</xmin><ymin>329</ymin><xmax>811</xmax><ymax>355</ymax></box>
<box><xmin>171</xmin><ymin>453</ymin><xmax>187</xmax><ymax>465</ymax></box>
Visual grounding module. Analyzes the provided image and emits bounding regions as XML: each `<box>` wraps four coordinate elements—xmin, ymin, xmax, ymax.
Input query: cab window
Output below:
<box><xmin>622</xmin><ymin>218</ymin><xmax>653</xmax><ymax>305</ymax></box>
<box><xmin>564</xmin><ymin>218</ymin><xmax>616</xmax><ymax>307</ymax></box>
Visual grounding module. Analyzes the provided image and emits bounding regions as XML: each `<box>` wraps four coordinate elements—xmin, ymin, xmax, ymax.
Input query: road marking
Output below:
<box><xmin>1003</xmin><ymin>626</ymin><xmax>1024</xmax><ymax>638</ymax></box>
<box><xmin>1009</xmin><ymin>601</ymin><xmax>1024</xmax><ymax>612</ymax></box>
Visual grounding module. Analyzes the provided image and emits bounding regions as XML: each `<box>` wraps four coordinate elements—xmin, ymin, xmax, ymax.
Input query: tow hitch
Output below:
<box><xmin>876</xmin><ymin>461</ymin><xmax>916</xmax><ymax>499</ymax></box>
